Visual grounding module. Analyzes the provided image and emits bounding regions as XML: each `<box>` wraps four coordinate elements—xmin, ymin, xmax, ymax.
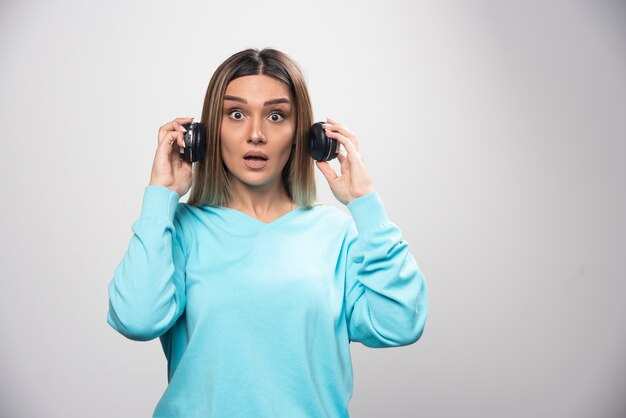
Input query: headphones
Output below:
<box><xmin>180</xmin><ymin>121</ymin><xmax>338</xmax><ymax>163</ymax></box>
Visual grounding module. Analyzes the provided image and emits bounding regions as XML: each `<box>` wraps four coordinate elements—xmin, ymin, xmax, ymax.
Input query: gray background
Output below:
<box><xmin>1</xmin><ymin>0</ymin><xmax>625</xmax><ymax>417</ymax></box>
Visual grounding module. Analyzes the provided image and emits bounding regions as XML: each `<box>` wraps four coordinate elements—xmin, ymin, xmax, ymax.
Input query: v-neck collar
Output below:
<box><xmin>202</xmin><ymin>205</ymin><xmax>308</xmax><ymax>236</ymax></box>
<box><xmin>218</xmin><ymin>206</ymin><xmax>304</xmax><ymax>227</ymax></box>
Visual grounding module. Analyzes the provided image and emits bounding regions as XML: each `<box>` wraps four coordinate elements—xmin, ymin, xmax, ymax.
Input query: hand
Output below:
<box><xmin>149</xmin><ymin>117</ymin><xmax>194</xmax><ymax>197</ymax></box>
<box><xmin>315</xmin><ymin>117</ymin><xmax>375</xmax><ymax>205</ymax></box>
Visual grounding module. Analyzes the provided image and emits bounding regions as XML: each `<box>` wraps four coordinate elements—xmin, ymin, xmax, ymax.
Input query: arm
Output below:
<box><xmin>344</xmin><ymin>191</ymin><xmax>429</xmax><ymax>348</ymax></box>
<box><xmin>107</xmin><ymin>185</ymin><xmax>188</xmax><ymax>341</ymax></box>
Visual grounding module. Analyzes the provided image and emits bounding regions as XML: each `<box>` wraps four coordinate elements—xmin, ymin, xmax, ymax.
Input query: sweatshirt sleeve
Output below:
<box><xmin>343</xmin><ymin>191</ymin><xmax>429</xmax><ymax>348</ymax></box>
<box><xmin>107</xmin><ymin>185</ymin><xmax>188</xmax><ymax>341</ymax></box>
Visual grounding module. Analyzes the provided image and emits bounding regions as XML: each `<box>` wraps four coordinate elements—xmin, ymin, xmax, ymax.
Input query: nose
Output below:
<box><xmin>247</xmin><ymin>117</ymin><xmax>266</xmax><ymax>144</ymax></box>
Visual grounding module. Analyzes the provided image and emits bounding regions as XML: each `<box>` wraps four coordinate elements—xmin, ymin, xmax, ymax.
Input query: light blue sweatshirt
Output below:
<box><xmin>107</xmin><ymin>185</ymin><xmax>428</xmax><ymax>417</ymax></box>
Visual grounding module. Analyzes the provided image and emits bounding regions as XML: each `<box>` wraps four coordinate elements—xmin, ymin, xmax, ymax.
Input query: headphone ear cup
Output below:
<box><xmin>181</xmin><ymin>122</ymin><xmax>206</xmax><ymax>163</ymax></box>
<box><xmin>181</xmin><ymin>123</ymin><xmax>193</xmax><ymax>162</ymax></box>
<box><xmin>191</xmin><ymin>122</ymin><xmax>206</xmax><ymax>162</ymax></box>
<box><xmin>309</xmin><ymin>122</ymin><xmax>338</xmax><ymax>161</ymax></box>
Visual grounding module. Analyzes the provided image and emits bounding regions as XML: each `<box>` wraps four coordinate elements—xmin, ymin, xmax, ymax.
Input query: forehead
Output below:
<box><xmin>224</xmin><ymin>75</ymin><xmax>291</xmax><ymax>102</ymax></box>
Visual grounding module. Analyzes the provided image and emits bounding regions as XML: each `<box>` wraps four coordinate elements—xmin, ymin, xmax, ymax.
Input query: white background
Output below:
<box><xmin>1</xmin><ymin>0</ymin><xmax>625</xmax><ymax>417</ymax></box>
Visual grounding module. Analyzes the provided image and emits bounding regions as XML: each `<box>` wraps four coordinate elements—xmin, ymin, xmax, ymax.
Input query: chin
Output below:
<box><xmin>232</xmin><ymin>171</ymin><xmax>280</xmax><ymax>189</ymax></box>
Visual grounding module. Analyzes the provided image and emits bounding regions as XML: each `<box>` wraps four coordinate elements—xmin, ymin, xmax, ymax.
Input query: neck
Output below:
<box><xmin>226</xmin><ymin>176</ymin><xmax>294</xmax><ymax>219</ymax></box>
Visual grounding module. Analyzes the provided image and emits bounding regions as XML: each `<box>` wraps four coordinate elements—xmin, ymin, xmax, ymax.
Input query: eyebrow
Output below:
<box><xmin>223</xmin><ymin>95</ymin><xmax>291</xmax><ymax>106</ymax></box>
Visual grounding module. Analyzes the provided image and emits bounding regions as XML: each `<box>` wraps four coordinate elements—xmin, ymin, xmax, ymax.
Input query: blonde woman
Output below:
<box><xmin>107</xmin><ymin>48</ymin><xmax>429</xmax><ymax>417</ymax></box>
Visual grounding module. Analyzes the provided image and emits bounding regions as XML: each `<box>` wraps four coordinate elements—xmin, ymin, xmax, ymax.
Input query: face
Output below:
<box><xmin>220</xmin><ymin>74</ymin><xmax>296</xmax><ymax>193</ymax></box>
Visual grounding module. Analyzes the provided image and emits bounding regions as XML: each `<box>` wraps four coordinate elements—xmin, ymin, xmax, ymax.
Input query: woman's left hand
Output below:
<box><xmin>315</xmin><ymin>117</ymin><xmax>375</xmax><ymax>205</ymax></box>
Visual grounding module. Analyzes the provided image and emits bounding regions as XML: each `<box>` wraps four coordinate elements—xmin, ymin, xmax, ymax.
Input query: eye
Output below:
<box><xmin>228</xmin><ymin>110</ymin><xmax>245</xmax><ymax>120</ymax></box>
<box><xmin>269</xmin><ymin>112</ymin><xmax>284</xmax><ymax>122</ymax></box>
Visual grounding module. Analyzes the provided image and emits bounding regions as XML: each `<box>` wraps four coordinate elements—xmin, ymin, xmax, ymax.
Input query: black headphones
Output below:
<box><xmin>180</xmin><ymin>121</ymin><xmax>338</xmax><ymax>163</ymax></box>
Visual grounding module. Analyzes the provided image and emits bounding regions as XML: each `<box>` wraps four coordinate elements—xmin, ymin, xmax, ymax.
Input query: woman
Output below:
<box><xmin>107</xmin><ymin>48</ymin><xmax>428</xmax><ymax>418</ymax></box>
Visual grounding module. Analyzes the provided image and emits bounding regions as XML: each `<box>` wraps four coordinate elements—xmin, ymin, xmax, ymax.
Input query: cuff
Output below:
<box><xmin>346</xmin><ymin>191</ymin><xmax>389</xmax><ymax>234</ymax></box>
<box><xmin>140</xmin><ymin>185</ymin><xmax>180</xmax><ymax>221</ymax></box>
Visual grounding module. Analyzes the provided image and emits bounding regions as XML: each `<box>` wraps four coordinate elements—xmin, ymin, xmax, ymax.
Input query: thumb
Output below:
<box><xmin>315</xmin><ymin>161</ymin><xmax>338</xmax><ymax>183</ymax></box>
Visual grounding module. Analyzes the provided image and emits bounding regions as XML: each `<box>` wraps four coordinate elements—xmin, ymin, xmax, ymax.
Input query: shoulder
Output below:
<box><xmin>173</xmin><ymin>201</ymin><xmax>195</xmax><ymax>222</ymax></box>
<box><xmin>296</xmin><ymin>201</ymin><xmax>354</xmax><ymax>235</ymax></box>
<box><xmin>309</xmin><ymin>191</ymin><xmax>393</xmax><ymax>242</ymax></box>
<box><xmin>311</xmin><ymin>201</ymin><xmax>351</xmax><ymax>221</ymax></box>
<box><xmin>171</xmin><ymin>202</ymin><xmax>205</xmax><ymax>240</ymax></box>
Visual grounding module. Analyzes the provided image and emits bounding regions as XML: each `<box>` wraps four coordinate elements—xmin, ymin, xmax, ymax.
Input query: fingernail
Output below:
<box><xmin>180</xmin><ymin>126</ymin><xmax>187</xmax><ymax>132</ymax></box>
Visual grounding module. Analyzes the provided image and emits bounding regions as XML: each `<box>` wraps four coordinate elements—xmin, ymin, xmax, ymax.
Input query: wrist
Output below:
<box><xmin>149</xmin><ymin>181</ymin><xmax>179</xmax><ymax>197</ymax></box>
<box><xmin>346</xmin><ymin>188</ymin><xmax>376</xmax><ymax>205</ymax></box>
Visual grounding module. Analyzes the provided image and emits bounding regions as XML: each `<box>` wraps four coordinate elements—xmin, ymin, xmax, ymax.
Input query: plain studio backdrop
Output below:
<box><xmin>1</xmin><ymin>0</ymin><xmax>625</xmax><ymax>417</ymax></box>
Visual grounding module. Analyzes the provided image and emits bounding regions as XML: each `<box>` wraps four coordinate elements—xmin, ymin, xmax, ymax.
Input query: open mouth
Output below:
<box><xmin>243</xmin><ymin>154</ymin><xmax>269</xmax><ymax>169</ymax></box>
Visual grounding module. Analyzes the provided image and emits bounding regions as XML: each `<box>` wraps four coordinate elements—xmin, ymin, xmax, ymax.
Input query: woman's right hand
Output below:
<box><xmin>149</xmin><ymin>117</ymin><xmax>194</xmax><ymax>197</ymax></box>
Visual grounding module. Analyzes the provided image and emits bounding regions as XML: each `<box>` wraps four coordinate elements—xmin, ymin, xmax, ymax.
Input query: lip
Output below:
<box><xmin>243</xmin><ymin>158</ymin><xmax>268</xmax><ymax>170</ymax></box>
<box><xmin>243</xmin><ymin>150</ymin><xmax>269</xmax><ymax>159</ymax></box>
<box><xmin>242</xmin><ymin>150</ymin><xmax>269</xmax><ymax>170</ymax></box>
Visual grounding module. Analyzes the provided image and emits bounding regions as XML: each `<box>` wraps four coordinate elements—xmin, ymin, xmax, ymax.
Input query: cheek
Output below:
<box><xmin>273</xmin><ymin>122</ymin><xmax>296</xmax><ymax>146</ymax></box>
<box><xmin>220</xmin><ymin>127</ymin><xmax>238</xmax><ymax>155</ymax></box>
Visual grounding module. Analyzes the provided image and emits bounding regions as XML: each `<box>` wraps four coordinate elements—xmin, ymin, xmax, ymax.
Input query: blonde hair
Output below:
<box><xmin>186</xmin><ymin>48</ymin><xmax>316</xmax><ymax>208</ymax></box>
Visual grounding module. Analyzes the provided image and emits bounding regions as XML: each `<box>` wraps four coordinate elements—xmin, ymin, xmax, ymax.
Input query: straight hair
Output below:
<box><xmin>187</xmin><ymin>48</ymin><xmax>317</xmax><ymax>208</ymax></box>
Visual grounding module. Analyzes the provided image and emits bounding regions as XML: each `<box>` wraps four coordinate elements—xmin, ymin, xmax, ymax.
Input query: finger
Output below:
<box><xmin>170</xmin><ymin>144</ymin><xmax>181</xmax><ymax>164</ymax></box>
<box><xmin>322</xmin><ymin>123</ymin><xmax>356</xmax><ymax>138</ymax></box>
<box><xmin>158</xmin><ymin>117</ymin><xmax>194</xmax><ymax>143</ymax></box>
<box><xmin>164</xmin><ymin>131</ymin><xmax>184</xmax><ymax>148</ymax></box>
<box><xmin>335</xmin><ymin>150</ymin><xmax>350</xmax><ymax>176</ymax></box>
<box><xmin>323</xmin><ymin>123</ymin><xmax>359</xmax><ymax>151</ymax></box>
<box><xmin>325</xmin><ymin>117</ymin><xmax>356</xmax><ymax>137</ymax></box>
<box><xmin>169</xmin><ymin>139</ymin><xmax>191</xmax><ymax>165</ymax></box>
<box><xmin>162</xmin><ymin>131</ymin><xmax>186</xmax><ymax>149</ymax></box>
<box><xmin>171</xmin><ymin>147</ymin><xmax>190</xmax><ymax>167</ymax></box>
<box><xmin>315</xmin><ymin>160</ymin><xmax>338</xmax><ymax>183</ymax></box>
<box><xmin>159</xmin><ymin>122</ymin><xmax>189</xmax><ymax>145</ymax></box>
<box><xmin>337</xmin><ymin>150</ymin><xmax>347</xmax><ymax>164</ymax></box>
<box><xmin>331</xmin><ymin>134</ymin><xmax>368</xmax><ymax>173</ymax></box>
<box><xmin>326</xmin><ymin>116</ymin><xmax>342</xmax><ymax>126</ymax></box>
<box><xmin>324</xmin><ymin>129</ymin><xmax>359</xmax><ymax>159</ymax></box>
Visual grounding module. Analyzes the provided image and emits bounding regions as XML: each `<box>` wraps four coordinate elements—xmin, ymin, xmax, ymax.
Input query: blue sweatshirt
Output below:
<box><xmin>107</xmin><ymin>185</ymin><xmax>428</xmax><ymax>418</ymax></box>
